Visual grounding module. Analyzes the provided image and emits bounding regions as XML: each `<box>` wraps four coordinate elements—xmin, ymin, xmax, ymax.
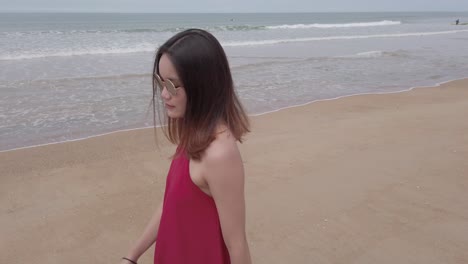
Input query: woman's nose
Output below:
<box><xmin>160</xmin><ymin>86</ymin><xmax>171</xmax><ymax>100</ymax></box>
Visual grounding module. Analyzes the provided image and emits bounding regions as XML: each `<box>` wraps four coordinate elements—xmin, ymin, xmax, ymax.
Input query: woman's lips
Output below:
<box><xmin>165</xmin><ymin>103</ymin><xmax>175</xmax><ymax>109</ymax></box>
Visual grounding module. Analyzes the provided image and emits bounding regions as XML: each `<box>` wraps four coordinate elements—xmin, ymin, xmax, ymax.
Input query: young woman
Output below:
<box><xmin>120</xmin><ymin>29</ymin><xmax>252</xmax><ymax>264</ymax></box>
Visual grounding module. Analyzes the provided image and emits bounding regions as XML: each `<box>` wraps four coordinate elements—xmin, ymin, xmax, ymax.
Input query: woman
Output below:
<box><xmin>120</xmin><ymin>29</ymin><xmax>252</xmax><ymax>264</ymax></box>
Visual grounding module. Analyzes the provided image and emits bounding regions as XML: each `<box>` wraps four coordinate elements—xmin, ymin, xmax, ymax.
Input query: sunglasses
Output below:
<box><xmin>154</xmin><ymin>73</ymin><xmax>181</xmax><ymax>96</ymax></box>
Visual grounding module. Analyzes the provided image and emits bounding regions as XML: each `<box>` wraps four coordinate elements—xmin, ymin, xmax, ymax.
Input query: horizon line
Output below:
<box><xmin>1</xmin><ymin>10</ymin><xmax>468</xmax><ymax>14</ymax></box>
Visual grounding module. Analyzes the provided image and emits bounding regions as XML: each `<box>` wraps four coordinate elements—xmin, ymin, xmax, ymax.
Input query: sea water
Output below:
<box><xmin>1</xmin><ymin>12</ymin><xmax>468</xmax><ymax>151</ymax></box>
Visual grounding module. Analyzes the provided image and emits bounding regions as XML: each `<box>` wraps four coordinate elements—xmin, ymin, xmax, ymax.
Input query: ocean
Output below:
<box><xmin>1</xmin><ymin>12</ymin><xmax>468</xmax><ymax>151</ymax></box>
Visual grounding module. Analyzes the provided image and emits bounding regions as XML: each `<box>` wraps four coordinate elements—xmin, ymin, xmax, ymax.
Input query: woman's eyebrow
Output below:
<box><xmin>169</xmin><ymin>78</ymin><xmax>181</xmax><ymax>83</ymax></box>
<box><xmin>160</xmin><ymin>75</ymin><xmax>180</xmax><ymax>83</ymax></box>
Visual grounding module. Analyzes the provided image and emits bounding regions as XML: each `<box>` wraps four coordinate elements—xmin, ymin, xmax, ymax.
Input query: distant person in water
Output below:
<box><xmin>456</xmin><ymin>19</ymin><xmax>460</xmax><ymax>25</ymax></box>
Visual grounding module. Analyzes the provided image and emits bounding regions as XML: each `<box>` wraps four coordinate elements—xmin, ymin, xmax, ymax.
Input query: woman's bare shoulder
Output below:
<box><xmin>200</xmin><ymin>127</ymin><xmax>244</xmax><ymax>184</ymax></box>
<box><xmin>203</xmin><ymin>127</ymin><xmax>240</xmax><ymax>164</ymax></box>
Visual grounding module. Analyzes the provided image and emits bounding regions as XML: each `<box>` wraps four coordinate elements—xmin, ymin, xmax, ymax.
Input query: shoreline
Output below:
<box><xmin>2</xmin><ymin>76</ymin><xmax>467</xmax><ymax>154</ymax></box>
<box><xmin>2</xmin><ymin>77</ymin><xmax>468</xmax><ymax>263</ymax></box>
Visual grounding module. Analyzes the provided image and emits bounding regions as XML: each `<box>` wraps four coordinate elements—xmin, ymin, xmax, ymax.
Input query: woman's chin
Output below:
<box><xmin>167</xmin><ymin>110</ymin><xmax>182</xmax><ymax>119</ymax></box>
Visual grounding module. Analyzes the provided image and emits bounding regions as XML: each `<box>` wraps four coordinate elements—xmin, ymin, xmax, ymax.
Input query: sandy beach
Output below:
<box><xmin>1</xmin><ymin>79</ymin><xmax>468</xmax><ymax>264</ymax></box>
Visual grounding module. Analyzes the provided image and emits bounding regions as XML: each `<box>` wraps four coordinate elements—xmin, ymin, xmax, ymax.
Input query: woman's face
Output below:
<box><xmin>158</xmin><ymin>53</ymin><xmax>187</xmax><ymax>119</ymax></box>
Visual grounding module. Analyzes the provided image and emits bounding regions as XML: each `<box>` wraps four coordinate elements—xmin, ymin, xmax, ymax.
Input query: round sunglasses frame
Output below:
<box><xmin>154</xmin><ymin>73</ymin><xmax>180</xmax><ymax>96</ymax></box>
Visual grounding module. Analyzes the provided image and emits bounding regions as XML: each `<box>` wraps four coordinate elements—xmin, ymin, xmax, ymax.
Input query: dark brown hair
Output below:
<box><xmin>152</xmin><ymin>29</ymin><xmax>250</xmax><ymax>160</ymax></box>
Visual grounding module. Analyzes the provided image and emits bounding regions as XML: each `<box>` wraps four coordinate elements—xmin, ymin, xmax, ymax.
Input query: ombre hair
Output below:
<box><xmin>152</xmin><ymin>29</ymin><xmax>250</xmax><ymax>160</ymax></box>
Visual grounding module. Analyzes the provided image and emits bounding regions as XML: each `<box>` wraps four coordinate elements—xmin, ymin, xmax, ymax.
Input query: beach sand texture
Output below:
<box><xmin>1</xmin><ymin>79</ymin><xmax>468</xmax><ymax>264</ymax></box>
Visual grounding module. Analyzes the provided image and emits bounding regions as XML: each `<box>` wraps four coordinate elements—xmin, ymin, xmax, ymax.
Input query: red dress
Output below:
<box><xmin>154</xmin><ymin>148</ymin><xmax>230</xmax><ymax>264</ymax></box>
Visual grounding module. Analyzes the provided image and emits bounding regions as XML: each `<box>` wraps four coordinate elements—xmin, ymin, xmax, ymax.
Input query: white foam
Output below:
<box><xmin>339</xmin><ymin>50</ymin><xmax>394</xmax><ymax>58</ymax></box>
<box><xmin>223</xmin><ymin>29</ymin><xmax>468</xmax><ymax>47</ymax></box>
<box><xmin>266</xmin><ymin>20</ymin><xmax>401</xmax><ymax>29</ymax></box>
<box><xmin>2</xmin><ymin>77</ymin><xmax>466</xmax><ymax>154</ymax></box>
<box><xmin>249</xmin><ymin>77</ymin><xmax>468</xmax><ymax>117</ymax></box>
<box><xmin>3</xmin><ymin>29</ymin><xmax>468</xmax><ymax>60</ymax></box>
<box><xmin>0</xmin><ymin>44</ymin><xmax>157</xmax><ymax>60</ymax></box>
<box><xmin>354</xmin><ymin>51</ymin><xmax>385</xmax><ymax>57</ymax></box>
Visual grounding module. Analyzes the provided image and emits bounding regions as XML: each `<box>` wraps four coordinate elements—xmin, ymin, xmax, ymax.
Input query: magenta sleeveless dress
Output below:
<box><xmin>154</xmin><ymin>148</ymin><xmax>230</xmax><ymax>264</ymax></box>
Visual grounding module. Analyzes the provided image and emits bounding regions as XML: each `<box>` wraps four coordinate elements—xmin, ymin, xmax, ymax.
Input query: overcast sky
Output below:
<box><xmin>1</xmin><ymin>0</ymin><xmax>468</xmax><ymax>13</ymax></box>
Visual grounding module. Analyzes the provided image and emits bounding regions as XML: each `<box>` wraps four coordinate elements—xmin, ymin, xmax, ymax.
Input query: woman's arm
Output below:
<box><xmin>121</xmin><ymin>201</ymin><xmax>163</xmax><ymax>263</ymax></box>
<box><xmin>204</xmin><ymin>140</ymin><xmax>252</xmax><ymax>264</ymax></box>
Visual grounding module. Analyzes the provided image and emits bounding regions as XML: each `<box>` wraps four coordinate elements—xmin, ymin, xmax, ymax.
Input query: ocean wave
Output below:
<box><xmin>1</xmin><ymin>25</ymin><xmax>267</xmax><ymax>36</ymax></box>
<box><xmin>266</xmin><ymin>20</ymin><xmax>401</xmax><ymax>29</ymax></box>
<box><xmin>0</xmin><ymin>44</ymin><xmax>157</xmax><ymax>60</ymax></box>
<box><xmin>2</xmin><ymin>30</ymin><xmax>468</xmax><ymax>60</ymax></box>
<box><xmin>1</xmin><ymin>29</ymin><xmax>180</xmax><ymax>36</ymax></box>
<box><xmin>0</xmin><ymin>21</ymin><xmax>399</xmax><ymax>36</ymax></box>
<box><xmin>339</xmin><ymin>50</ymin><xmax>409</xmax><ymax>59</ymax></box>
<box><xmin>353</xmin><ymin>51</ymin><xmax>388</xmax><ymax>58</ymax></box>
<box><xmin>222</xmin><ymin>29</ymin><xmax>468</xmax><ymax>47</ymax></box>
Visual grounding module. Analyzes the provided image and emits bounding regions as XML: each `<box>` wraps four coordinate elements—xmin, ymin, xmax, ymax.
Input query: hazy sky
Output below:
<box><xmin>1</xmin><ymin>0</ymin><xmax>468</xmax><ymax>13</ymax></box>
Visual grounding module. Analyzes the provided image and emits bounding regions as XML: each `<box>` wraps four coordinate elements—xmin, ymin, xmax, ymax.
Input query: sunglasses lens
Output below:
<box><xmin>154</xmin><ymin>74</ymin><xmax>178</xmax><ymax>96</ymax></box>
<box><xmin>166</xmin><ymin>80</ymin><xmax>177</xmax><ymax>96</ymax></box>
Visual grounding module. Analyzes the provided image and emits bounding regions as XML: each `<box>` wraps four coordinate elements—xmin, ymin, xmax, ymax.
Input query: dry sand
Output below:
<box><xmin>1</xmin><ymin>79</ymin><xmax>468</xmax><ymax>264</ymax></box>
